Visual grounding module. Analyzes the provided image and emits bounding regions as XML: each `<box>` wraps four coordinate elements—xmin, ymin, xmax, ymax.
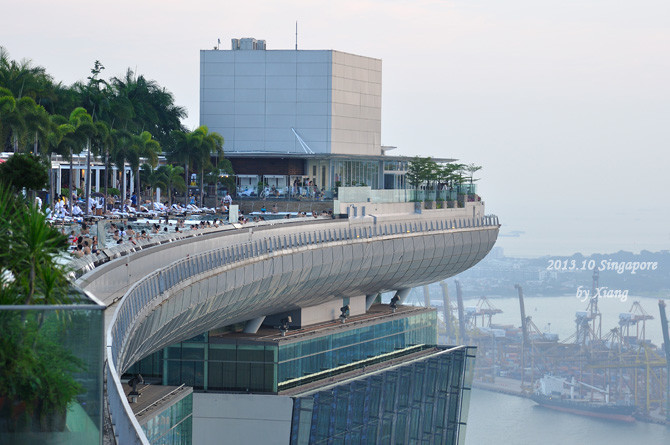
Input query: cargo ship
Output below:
<box><xmin>531</xmin><ymin>375</ymin><xmax>636</xmax><ymax>422</ymax></box>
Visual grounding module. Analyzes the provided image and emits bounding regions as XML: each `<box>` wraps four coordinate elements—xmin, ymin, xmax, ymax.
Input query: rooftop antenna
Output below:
<box><xmin>295</xmin><ymin>21</ymin><xmax>298</xmax><ymax>50</ymax></box>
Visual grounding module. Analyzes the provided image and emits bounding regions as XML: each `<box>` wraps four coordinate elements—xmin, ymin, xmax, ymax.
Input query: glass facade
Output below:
<box><xmin>278</xmin><ymin>311</ymin><xmax>437</xmax><ymax>387</ymax></box>
<box><xmin>0</xmin><ymin>301</ymin><xmax>104</xmax><ymax>444</ymax></box>
<box><xmin>382</xmin><ymin>160</ymin><xmax>408</xmax><ymax>190</ymax></box>
<box><xmin>333</xmin><ymin>160</ymin><xmax>380</xmax><ymax>189</ymax></box>
<box><xmin>126</xmin><ymin>310</ymin><xmax>437</xmax><ymax>395</ymax></box>
<box><xmin>289</xmin><ymin>346</ymin><xmax>476</xmax><ymax>445</ymax></box>
<box><xmin>140</xmin><ymin>393</ymin><xmax>193</xmax><ymax>445</ymax></box>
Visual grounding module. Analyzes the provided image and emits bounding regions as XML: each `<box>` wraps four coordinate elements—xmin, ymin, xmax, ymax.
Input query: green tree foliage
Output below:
<box><xmin>439</xmin><ymin>163</ymin><xmax>465</xmax><ymax>187</ymax></box>
<box><xmin>0</xmin><ymin>184</ymin><xmax>84</xmax><ymax>430</ymax></box>
<box><xmin>406</xmin><ymin>156</ymin><xmax>434</xmax><ymax>194</ymax></box>
<box><xmin>0</xmin><ymin>47</ymin><xmax>230</xmax><ymax>208</ymax></box>
<box><xmin>408</xmin><ymin>157</ymin><xmax>478</xmax><ymax>201</ymax></box>
<box><xmin>0</xmin><ymin>46</ymin><xmax>54</xmax><ymax>104</ymax></box>
<box><xmin>169</xmin><ymin>125</ymin><xmax>225</xmax><ymax>206</ymax></box>
<box><xmin>130</xmin><ymin>131</ymin><xmax>160</xmax><ymax>202</ymax></box>
<box><xmin>63</xmin><ymin>108</ymin><xmax>96</xmax><ymax>212</ymax></box>
<box><xmin>196</xmin><ymin>125</ymin><xmax>223</xmax><ymax>206</ymax></box>
<box><xmin>0</xmin><ymin>87</ymin><xmax>47</xmax><ymax>152</ymax></box>
<box><xmin>109</xmin><ymin>69</ymin><xmax>186</xmax><ymax>147</ymax></box>
<box><xmin>170</xmin><ymin>127</ymin><xmax>204</xmax><ymax>205</ymax></box>
<box><xmin>111</xmin><ymin>128</ymin><xmax>134</xmax><ymax>202</ymax></box>
<box><xmin>91</xmin><ymin>120</ymin><xmax>113</xmax><ymax>198</ymax></box>
<box><xmin>155</xmin><ymin>164</ymin><xmax>185</xmax><ymax>206</ymax></box>
<box><xmin>1</xmin><ymin>47</ymin><xmax>186</xmax><ymax>153</ymax></box>
<box><xmin>140</xmin><ymin>163</ymin><xmax>166</xmax><ymax>202</ymax></box>
<box><xmin>463</xmin><ymin>163</ymin><xmax>482</xmax><ymax>185</ymax></box>
<box><xmin>0</xmin><ymin>183</ymin><xmax>72</xmax><ymax>306</ymax></box>
<box><xmin>0</xmin><ymin>152</ymin><xmax>48</xmax><ymax>191</ymax></box>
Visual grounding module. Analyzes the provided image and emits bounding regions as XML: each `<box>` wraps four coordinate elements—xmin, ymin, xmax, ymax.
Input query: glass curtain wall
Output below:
<box><xmin>332</xmin><ymin>160</ymin><xmax>380</xmax><ymax>189</ymax></box>
<box><xmin>383</xmin><ymin>160</ymin><xmax>408</xmax><ymax>190</ymax></box>
<box><xmin>140</xmin><ymin>393</ymin><xmax>193</xmax><ymax>445</ymax></box>
<box><xmin>278</xmin><ymin>311</ymin><xmax>437</xmax><ymax>385</ymax></box>
<box><xmin>125</xmin><ymin>311</ymin><xmax>438</xmax><ymax>396</ymax></box>
<box><xmin>289</xmin><ymin>346</ymin><xmax>476</xmax><ymax>445</ymax></box>
<box><xmin>0</xmin><ymin>304</ymin><xmax>104</xmax><ymax>445</ymax></box>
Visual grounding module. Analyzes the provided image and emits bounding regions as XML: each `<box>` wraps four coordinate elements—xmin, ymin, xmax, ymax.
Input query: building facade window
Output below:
<box><xmin>289</xmin><ymin>346</ymin><xmax>476</xmax><ymax>445</ymax></box>
<box><xmin>125</xmin><ymin>311</ymin><xmax>437</xmax><ymax>395</ymax></box>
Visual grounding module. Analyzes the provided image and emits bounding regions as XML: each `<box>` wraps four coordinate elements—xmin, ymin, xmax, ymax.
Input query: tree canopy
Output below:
<box><xmin>407</xmin><ymin>156</ymin><xmax>479</xmax><ymax>199</ymax></box>
<box><xmin>0</xmin><ymin>47</ymin><xmax>187</xmax><ymax>154</ymax></box>
<box><xmin>0</xmin><ymin>153</ymin><xmax>49</xmax><ymax>191</ymax></box>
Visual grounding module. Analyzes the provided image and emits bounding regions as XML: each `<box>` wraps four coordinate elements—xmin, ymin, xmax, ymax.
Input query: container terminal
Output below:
<box><xmin>416</xmin><ymin>271</ymin><xmax>670</xmax><ymax>425</ymax></box>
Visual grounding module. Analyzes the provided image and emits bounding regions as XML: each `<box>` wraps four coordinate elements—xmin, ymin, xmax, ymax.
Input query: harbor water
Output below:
<box><xmin>455</xmin><ymin>294</ymin><xmax>670</xmax><ymax>444</ymax></box>
<box><xmin>465</xmin><ymin>389</ymin><xmax>670</xmax><ymax>445</ymax></box>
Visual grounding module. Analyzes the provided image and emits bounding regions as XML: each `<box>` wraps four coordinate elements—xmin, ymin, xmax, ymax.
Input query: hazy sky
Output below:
<box><xmin>3</xmin><ymin>0</ymin><xmax>669</xmax><ymax>257</ymax></box>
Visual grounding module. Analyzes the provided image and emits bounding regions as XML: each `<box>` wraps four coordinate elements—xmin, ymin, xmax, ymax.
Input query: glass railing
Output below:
<box><xmin>234</xmin><ymin>185</ymin><xmax>338</xmax><ymax>201</ymax></box>
<box><xmin>0</xmin><ymin>296</ymin><xmax>104</xmax><ymax>445</ymax></box>
<box><xmin>277</xmin><ymin>344</ymin><xmax>433</xmax><ymax>392</ymax></box>
<box><xmin>336</xmin><ymin>185</ymin><xmax>479</xmax><ymax>204</ymax></box>
<box><xmin>232</xmin><ymin>183</ymin><xmax>479</xmax><ymax>203</ymax></box>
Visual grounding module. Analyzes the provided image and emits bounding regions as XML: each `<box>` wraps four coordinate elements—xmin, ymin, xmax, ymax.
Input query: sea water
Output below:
<box><xmin>465</xmin><ymin>389</ymin><xmax>669</xmax><ymax>445</ymax></box>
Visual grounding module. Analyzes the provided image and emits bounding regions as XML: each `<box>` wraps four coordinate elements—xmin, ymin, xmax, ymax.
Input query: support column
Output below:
<box><xmin>243</xmin><ymin>316</ymin><xmax>266</xmax><ymax>334</ymax></box>
<box><xmin>395</xmin><ymin>288</ymin><xmax>411</xmax><ymax>305</ymax></box>
<box><xmin>112</xmin><ymin>166</ymin><xmax>118</xmax><ymax>189</ymax></box>
<box><xmin>56</xmin><ymin>166</ymin><xmax>62</xmax><ymax>197</ymax></box>
<box><xmin>440</xmin><ymin>281</ymin><xmax>453</xmax><ymax>341</ymax></box>
<box><xmin>365</xmin><ymin>293</ymin><xmax>378</xmax><ymax>311</ymax></box>
<box><xmin>95</xmin><ymin>168</ymin><xmax>100</xmax><ymax>192</ymax></box>
<box><xmin>423</xmin><ymin>285</ymin><xmax>431</xmax><ymax>307</ymax></box>
<box><xmin>203</xmin><ymin>344</ymin><xmax>209</xmax><ymax>391</ymax></box>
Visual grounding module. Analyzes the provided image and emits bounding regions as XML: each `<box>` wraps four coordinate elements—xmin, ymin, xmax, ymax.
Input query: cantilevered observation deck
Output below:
<box><xmin>75</xmin><ymin>203</ymin><xmax>499</xmax><ymax>444</ymax></box>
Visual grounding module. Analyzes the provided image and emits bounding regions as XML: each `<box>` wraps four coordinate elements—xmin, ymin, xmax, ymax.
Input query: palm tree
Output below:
<box><xmin>46</xmin><ymin>114</ymin><xmax>74</xmax><ymax>206</ymax></box>
<box><xmin>21</xmin><ymin>100</ymin><xmax>50</xmax><ymax>154</ymax></box>
<box><xmin>111</xmin><ymin>129</ymin><xmax>134</xmax><ymax>208</ymax></box>
<box><xmin>73</xmin><ymin>60</ymin><xmax>111</xmax><ymax>122</ymax></box>
<box><xmin>0</xmin><ymin>183</ymin><xmax>70</xmax><ymax>305</ymax></box>
<box><xmin>110</xmin><ymin>69</ymin><xmax>186</xmax><ymax>147</ymax></box>
<box><xmin>170</xmin><ymin>128</ymin><xmax>204</xmax><ymax>206</ymax></box>
<box><xmin>463</xmin><ymin>163</ymin><xmax>482</xmax><ymax>185</ymax></box>
<box><xmin>0</xmin><ymin>87</ymin><xmax>18</xmax><ymax>150</ymax></box>
<box><xmin>155</xmin><ymin>164</ymin><xmax>185</xmax><ymax>207</ymax></box>
<box><xmin>141</xmin><ymin>164</ymin><xmax>168</xmax><ymax>204</ymax></box>
<box><xmin>197</xmin><ymin>126</ymin><xmax>224</xmax><ymax>207</ymax></box>
<box><xmin>0</xmin><ymin>88</ymin><xmax>42</xmax><ymax>152</ymax></box>
<box><xmin>64</xmin><ymin>108</ymin><xmax>96</xmax><ymax>214</ymax></box>
<box><xmin>0</xmin><ymin>46</ymin><xmax>54</xmax><ymax>106</ymax></box>
<box><xmin>91</xmin><ymin>121</ymin><xmax>112</xmax><ymax>203</ymax></box>
<box><xmin>131</xmin><ymin>131</ymin><xmax>160</xmax><ymax>205</ymax></box>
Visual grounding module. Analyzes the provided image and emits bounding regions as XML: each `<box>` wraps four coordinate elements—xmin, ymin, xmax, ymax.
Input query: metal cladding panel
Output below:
<box><xmin>114</xmin><ymin>223</ymin><xmax>498</xmax><ymax>371</ymax></box>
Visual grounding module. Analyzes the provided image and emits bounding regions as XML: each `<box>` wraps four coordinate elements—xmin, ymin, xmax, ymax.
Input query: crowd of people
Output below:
<box><xmin>47</xmin><ymin>190</ymin><xmax>228</xmax><ymax>222</ymax></box>
<box><xmin>65</xmin><ymin>223</ymin><xmax>99</xmax><ymax>258</ymax></box>
<box><xmin>55</xmin><ymin>189</ymin><xmax>333</xmax><ymax>259</ymax></box>
<box><xmin>67</xmin><ymin>218</ymin><xmax>232</xmax><ymax>258</ymax></box>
